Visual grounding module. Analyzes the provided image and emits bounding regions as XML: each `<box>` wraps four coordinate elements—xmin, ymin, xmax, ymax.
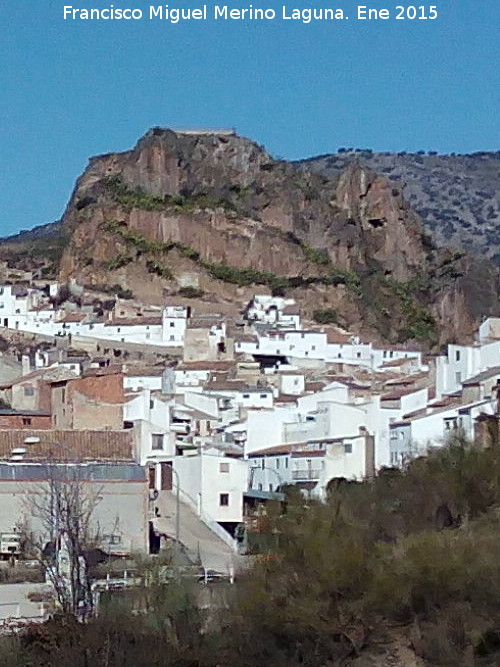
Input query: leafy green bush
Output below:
<box><xmin>177</xmin><ymin>286</ymin><xmax>204</xmax><ymax>298</ymax></box>
<box><xmin>145</xmin><ymin>260</ymin><xmax>173</xmax><ymax>280</ymax></box>
<box><xmin>106</xmin><ymin>176</ymin><xmax>169</xmax><ymax>211</ymax></box>
<box><xmin>109</xmin><ymin>284</ymin><xmax>133</xmax><ymax>299</ymax></box>
<box><xmin>106</xmin><ymin>254</ymin><xmax>133</xmax><ymax>271</ymax></box>
<box><xmin>312</xmin><ymin>308</ymin><xmax>338</xmax><ymax>324</ymax></box>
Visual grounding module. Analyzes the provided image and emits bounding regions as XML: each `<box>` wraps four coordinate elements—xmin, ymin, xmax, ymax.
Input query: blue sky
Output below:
<box><xmin>0</xmin><ymin>0</ymin><xmax>498</xmax><ymax>236</ymax></box>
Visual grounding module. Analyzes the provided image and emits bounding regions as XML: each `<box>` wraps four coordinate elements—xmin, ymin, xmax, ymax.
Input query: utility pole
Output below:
<box><xmin>170</xmin><ymin>466</ymin><xmax>181</xmax><ymax>564</ymax></box>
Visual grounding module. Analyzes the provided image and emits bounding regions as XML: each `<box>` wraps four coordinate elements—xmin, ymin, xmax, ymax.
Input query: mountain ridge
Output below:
<box><xmin>2</xmin><ymin>130</ymin><xmax>500</xmax><ymax>347</ymax></box>
<box><xmin>299</xmin><ymin>149</ymin><xmax>500</xmax><ymax>263</ymax></box>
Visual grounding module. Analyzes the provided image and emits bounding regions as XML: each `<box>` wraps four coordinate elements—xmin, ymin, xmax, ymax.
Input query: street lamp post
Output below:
<box><xmin>249</xmin><ymin>464</ymin><xmax>284</xmax><ymax>493</ymax></box>
<box><xmin>170</xmin><ymin>466</ymin><xmax>180</xmax><ymax>561</ymax></box>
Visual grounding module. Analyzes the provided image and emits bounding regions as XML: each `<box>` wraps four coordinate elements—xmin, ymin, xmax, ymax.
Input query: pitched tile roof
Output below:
<box><xmin>0</xmin><ymin>429</ymin><xmax>135</xmax><ymax>462</ymax></box>
<box><xmin>176</xmin><ymin>361</ymin><xmax>236</xmax><ymax>371</ymax></box>
<box><xmin>58</xmin><ymin>313</ymin><xmax>87</xmax><ymax>323</ymax></box>
<box><xmin>462</xmin><ymin>367</ymin><xmax>500</xmax><ymax>385</ymax></box>
<box><xmin>0</xmin><ymin>366</ymin><xmax>78</xmax><ymax>389</ymax></box>
<box><xmin>105</xmin><ymin>317</ymin><xmax>162</xmax><ymax>326</ymax></box>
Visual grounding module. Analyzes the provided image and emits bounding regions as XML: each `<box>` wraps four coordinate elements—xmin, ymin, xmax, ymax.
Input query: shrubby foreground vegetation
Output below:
<box><xmin>5</xmin><ymin>438</ymin><xmax>500</xmax><ymax>665</ymax></box>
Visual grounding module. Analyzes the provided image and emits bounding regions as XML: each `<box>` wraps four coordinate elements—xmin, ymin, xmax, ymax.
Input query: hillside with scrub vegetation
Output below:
<box><xmin>4</xmin><ymin>437</ymin><xmax>500</xmax><ymax>666</ymax></box>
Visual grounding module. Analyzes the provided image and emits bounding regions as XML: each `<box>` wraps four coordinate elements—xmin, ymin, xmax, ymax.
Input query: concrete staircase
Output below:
<box><xmin>153</xmin><ymin>491</ymin><xmax>241</xmax><ymax>574</ymax></box>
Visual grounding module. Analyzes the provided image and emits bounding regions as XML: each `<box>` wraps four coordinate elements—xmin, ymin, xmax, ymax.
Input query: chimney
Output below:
<box><xmin>359</xmin><ymin>426</ymin><xmax>375</xmax><ymax>480</ymax></box>
<box><xmin>21</xmin><ymin>355</ymin><xmax>30</xmax><ymax>376</ymax></box>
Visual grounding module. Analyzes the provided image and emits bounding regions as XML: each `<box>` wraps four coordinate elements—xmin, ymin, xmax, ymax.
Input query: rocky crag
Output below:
<box><xmin>301</xmin><ymin>149</ymin><xmax>500</xmax><ymax>263</ymax></box>
<box><xmin>4</xmin><ymin>129</ymin><xmax>500</xmax><ymax>347</ymax></box>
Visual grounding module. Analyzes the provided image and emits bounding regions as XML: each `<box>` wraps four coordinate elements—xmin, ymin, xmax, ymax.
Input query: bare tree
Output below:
<box><xmin>24</xmin><ymin>463</ymin><xmax>102</xmax><ymax>618</ymax></box>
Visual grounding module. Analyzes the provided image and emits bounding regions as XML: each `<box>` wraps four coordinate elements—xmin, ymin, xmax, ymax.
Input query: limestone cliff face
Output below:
<box><xmin>57</xmin><ymin>128</ymin><xmax>499</xmax><ymax>346</ymax></box>
<box><xmin>335</xmin><ymin>167</ymin><xmax>424</xmax><ymax>280</ymax></box>
<box><xmin>60</xmin><ymin>129</ymin><xmax>420</xmax><ymax>276</ymax></box>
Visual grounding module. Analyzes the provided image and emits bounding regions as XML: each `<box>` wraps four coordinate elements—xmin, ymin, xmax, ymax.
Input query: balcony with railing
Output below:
<box><xmin>170</xmin><ymin>422</ymin><xmax>190</xmax><ymax>435</ymax></box>
<box><xmin>292</xmin><ymin>468</ymin><xmax>321</xmax><ymax>481</ymax></box>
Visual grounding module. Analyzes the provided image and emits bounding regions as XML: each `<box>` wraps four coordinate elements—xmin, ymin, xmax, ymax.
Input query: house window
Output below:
<box><xmin>170</xmin><ymin>335</ymin><xmax>175</xmax><ymax>341</ymax></box>
<box><xmin>102</xmin><ymin>534</ymin><xmax>122</xmax><ymax>545</ymax></box>
<box><xmin>219</xmin><ymin>493</ymin><xmax>229</xmax><ymax>506</ymax></box>
<box><xmin>275</xmin><ymin>458</ymin><xmax>280</xmax><ymax>469</ymax></box>
<box><xmin>242</xmin><ymin>393</ymin><xmax>250</xmax><ymax>399</ymax></box>
<box><xmin>152</xmin><ymin>434</ymin><xmax>164</xmax><ymax>450</ymax></box>
<box><xmin>455</xmin><ymin>371</ymin><xmax>462</xmax><ymax>384</ymax></box>
<box><xmin>344</xmin><ymin>443</ymin><xmax>353</xmax><ymax>454</ymax></box>
<box><xmin>170</xmin><ymin>322</ymin><xmax>175</xmax><ymax>327</ymax></box>
<box><xmin>357</xmin><ymin>352</ymin><xmax>361</xmax><ymax>358</ymax></box>
<box><xmin>219</xmin><ymin>462</ymin><xmax>229</xmax><ymax>473</ymax></box>
<box><xmin>258</xmin><ymin>483</ymin><xmax>263</xmax><ymax>491</ymax></box>
<box><xmin>269</xmin><ymin>484</ymin><xmax>273</xmax><ymax>492</ymax></box>
<box><xmin>456</xmin><ymin>350</ymin><xmax>461</xmax><ymax>361</ymax></box>
<box><xmin>285</xmin><ymin>458</ymin><xmax>289</xmax><ymax>468</ymax></box>
<box><xmin>259</xmin><ymin>393</ymin><xmax>267</xmax><ymax>399</ymax></box>
<box><xmin>22</xmin><ymin>418</ymin><xmax>32</xmax><ymax>426</ymax></box>
<box><xmin>23</xmin><ymin>386</ymin><xmax>34</xmax><ymax>396</ymax></box>
<box><xmin>312</xmin><ymin>345</ymin><xmax>316</xmax><ymax>351</ymax></box>
<box><xmin>150</xmin><ymin>399</ymin><xmax>154</xmax><ymax>410</ymax></box>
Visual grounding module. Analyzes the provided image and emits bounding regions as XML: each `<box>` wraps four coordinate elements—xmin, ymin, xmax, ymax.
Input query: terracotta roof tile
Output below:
<box><xmin>58</xmin><ymin>313</ymin><xmax>87</xmax><ymax>323</ymax></box>
<box><xmin>105</xmin><ymin>317</ymin><xmax>162</xmax><ymax>327</ymax></box>
<box><xmin>0</xmin><ymin>367</ymin><xmax>78</xmax><ymax>389</ymax></box>
<box><xmin>305</xmin><ymin>381</ymin><xmax>326</xmax><ymax>392</ymax></box>
<box><xmin>275</xmin><ymin>394</ymin><xmax>301</xmax><ymax>403</ymax></box>
<box><xmin>0</xmin><ymin>429</ymin><xmax>135</xmax><ymax>462</ymax></box>
<box><xmin>381</xmin><ymin>387</ymin><xmax>427</xmax><ymax>401</ymax></box>
<box><xmin>176</xmin><ymin>361</ymin><xmax>235</xmax><ymax>371</ymax></box>
<box><xmin>325</xmin><ymin>329</ymin><xmax>353</xmax><ymax>344</ymax></box>
<box><xmin>125</xmin><ymin>366</ymin><xmax>165</xmax><ymax>377</ymax></box>
<box><xmin>381</xmin><ymin>358</ymin><xmax>412</xmax><ymax>368</ymax></box>
<box><xmin>462</xmin><ymin>367</ymin><xmax>500</xmax><ymax>385</ymax></box>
